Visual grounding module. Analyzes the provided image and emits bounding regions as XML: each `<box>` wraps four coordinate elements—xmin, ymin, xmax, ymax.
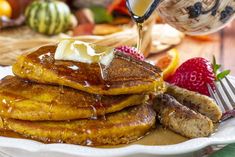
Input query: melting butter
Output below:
<box><xmin>55</xmin><ymin>39</ymin><xmax>114</xmax><ymax>66</ymax></box>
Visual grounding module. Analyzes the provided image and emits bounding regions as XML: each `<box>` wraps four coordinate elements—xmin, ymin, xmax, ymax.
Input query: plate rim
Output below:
<box><xmin>0</xmin><ymin>66</ymin><xmax>235</xmax><ymax>156</ymax></box>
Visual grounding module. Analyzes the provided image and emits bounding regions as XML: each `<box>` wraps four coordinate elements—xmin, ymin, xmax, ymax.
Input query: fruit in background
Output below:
<box><xmin>155</xmin><ymin>49</ymin><xmax>179</xmax><ymax>80</ymax></box>
<box><xmin>90</xmin><ymin>6</ymin><xmax>113</xmax><ymax>24</ymax></box>
<box><xmin>73</xmin><ymin>23</ymin><xmax>94</xmax><ymax>36</ymax></box>
<box><xmin>167</xmin><ymin>57</ymin><xmax>216</xmax><ymax>96</ymax></box>
<box><xmin>7</xmin><ymin>0</ymin><xmax>32</xmax><ymax>19</ymax></box>
<box><xmin>67</xmin><ymin>0</ymin><xmax>112</xmax><ymax>9</ymax></box>
<box><xmin>25</xmin><ymin>0</ymin><xmax>72</xmax><ymax>35</ymax></box>
<box><xmin>115</xmin><ymin>46</ymin><xmax>145</xmax><ymax>61</ymax></box>
<box><xmin>6</xmin><ymin>0</ymin><xmax>20</xmax><ymax>19</ymax></box>
<box><xmin>0</xmin><ymin>0</ymin><xmax>12</xmax><ymax>18</ymax></box>
<box><xmin>107</xmin><ymin>0</ymin><xmax>129</xmax><ymax>15</ymax></box>
<box><xmin>75</xmin><ymin>8</ymin><xmax>95</xmax><ymax>24</ymax></box>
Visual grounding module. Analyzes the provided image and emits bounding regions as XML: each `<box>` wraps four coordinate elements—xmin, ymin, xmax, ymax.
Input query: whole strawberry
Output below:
<box><xmin>115</xmin><ymin>46</ymin><xmax>145</xmax><ymax>61</ymax></box>
<box><xmin>167</xmin><ymin>57</ymin><xmax>216</xmax><ymax>96</ymax></box>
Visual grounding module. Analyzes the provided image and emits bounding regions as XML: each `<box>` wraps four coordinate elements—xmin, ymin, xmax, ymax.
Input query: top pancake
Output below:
<box><xmin>0</xmin><ymin>76</ymin><xmax>147</xmax><ymax>121</ymax></box>
<box><xmin>12</xmin><ymin>45</ymin><xmax>165</xmax><ymax>95</ymax></box>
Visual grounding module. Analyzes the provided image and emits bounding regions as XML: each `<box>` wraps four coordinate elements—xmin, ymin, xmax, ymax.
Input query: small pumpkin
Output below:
<box><xmin>25</xmin><ymin>0</ymin><xmax>71</xmax><ymax>35</ymax></box>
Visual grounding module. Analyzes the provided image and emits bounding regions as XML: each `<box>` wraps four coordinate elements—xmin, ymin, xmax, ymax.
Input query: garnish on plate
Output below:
<box><xmin>167</xmin><ymin>56</ymin><xmax>230</xmax><ymax>96</ymax></box>
<box><xmin>167</xmin><ymin>57</ymin><xmax>215</xmax><ymax>96</ymax></box>
<box><xmin>155</xmin><ymin>49</ymin><xmax>180</xmax><ymax>80</ymax></box>
<box><xmin>115</xmin><ymin>45</ymin><xmax>145</xmax><ymax>61</ymax></box>
<box><xmin>212</xmin><ymin>56</ymin><xmax>230</xmax><ymax>81</ymax></box>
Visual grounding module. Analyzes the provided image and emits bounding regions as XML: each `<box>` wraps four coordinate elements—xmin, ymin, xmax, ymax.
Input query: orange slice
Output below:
<box><xmin>156</xmin><ymin>49</ymin><xmax>180</xmax><ymax>80</ymax></box>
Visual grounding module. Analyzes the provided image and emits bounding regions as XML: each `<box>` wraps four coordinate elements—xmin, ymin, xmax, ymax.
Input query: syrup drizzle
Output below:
<box><xmin>126</xmin><ymin>0</ymin><xmax>161</xmax><ymax>53</ymax></box>
<box><xmin>27</xmin><ymin>46</ymin><xmax>112</xmax><ymax>90</ymax></box>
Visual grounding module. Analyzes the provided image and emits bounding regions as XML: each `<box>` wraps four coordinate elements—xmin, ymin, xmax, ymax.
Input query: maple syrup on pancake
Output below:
<box><xmin>4</xmin><ymin>44</ymin><xmax>189</xmax><ymax>146</ymax></box>
<box><xmin>0</xmin><ymin>126</ymin><xmax>188</xmax><ymax>146</ymax></box>
<box><xmin>27</xmin><ymin>46</ymin><xmax>112</xmax><ymax>90</ymax></box>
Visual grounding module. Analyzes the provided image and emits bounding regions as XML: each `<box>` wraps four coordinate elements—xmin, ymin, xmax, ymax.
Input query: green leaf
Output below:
<box><xmin>90</xmin><ymin>6</ymin><xmax>113</xmax><ymax>24</ymax></box>
<box><xmin>212</xmin><ymin>55</ymin><xmax>221</xmax><ymax>74</ymax></box>
<box><xmin>213</xmin><ymin>55</ymin><xmax>216</xmax><ymax>66</ymax></box>
<box><xmin>213</xmin><ymin>64</ymin><xmax>221</xmax><ymax>74</ymax></box>
<box><xmin>212</xmin><ymin>56</ymin><xmax>230</xmax><ymax>81</ymax></box>
<box><xmin>217</xmin><ymin>70</ymin><xmax>230</xmax><ymax>80</ymax></box>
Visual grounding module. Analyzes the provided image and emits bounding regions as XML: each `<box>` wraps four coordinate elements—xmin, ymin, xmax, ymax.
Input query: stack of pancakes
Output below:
<box><xmin>0</xmin><ymin>45</ymin><xmax>165</xmax><ymax>146</ymax></box>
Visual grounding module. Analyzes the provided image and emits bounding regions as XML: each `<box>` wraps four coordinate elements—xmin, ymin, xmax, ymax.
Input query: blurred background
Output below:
<box><xmin>0</xmin><ymin>0</ymin><xmax>234</xmax><ymax>75</ymax></box>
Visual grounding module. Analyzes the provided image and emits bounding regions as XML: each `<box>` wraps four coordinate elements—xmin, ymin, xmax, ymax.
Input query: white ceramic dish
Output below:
<box><xmin>0</xmin><ymin>66</ymin><xmax>235</xmax><ymax>157</ymax></box>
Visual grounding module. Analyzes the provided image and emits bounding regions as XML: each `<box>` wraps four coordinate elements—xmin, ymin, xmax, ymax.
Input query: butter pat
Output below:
<box><xmin>55</xmin><ymin>39</ymin><xmax>114</xmax><ymax>66</ymax></box>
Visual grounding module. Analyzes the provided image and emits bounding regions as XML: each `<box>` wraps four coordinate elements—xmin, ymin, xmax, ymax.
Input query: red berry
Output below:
<box><xmin>167</xmin><ymin>57</ymin><xmax>216</xmax><ymax>96</ymax></box>
<box><xmin>115</xmin><ymin>46</ymin><xmax>145</xmax><ymax>61</ymax></box>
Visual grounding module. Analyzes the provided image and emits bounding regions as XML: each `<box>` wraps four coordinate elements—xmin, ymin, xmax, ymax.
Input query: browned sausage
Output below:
<box><xmin>153</xmin><ymin>94</ymin><xmax>214</xmax><ymax>138</ymax></box>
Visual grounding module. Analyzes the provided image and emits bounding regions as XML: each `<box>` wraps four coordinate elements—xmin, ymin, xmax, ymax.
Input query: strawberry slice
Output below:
<box><xmin>115</xmin><ymin>46</ymin><xmax>145</xmax><ymax>61</ymax></box>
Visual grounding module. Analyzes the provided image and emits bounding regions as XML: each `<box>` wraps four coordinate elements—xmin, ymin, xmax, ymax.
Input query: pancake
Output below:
<box><xmin>0</xmin><ymin>76</ymin><xmax>147</xmax><ymax>121</ymax></box>
<box><xmin>2</xmin><ymin>105</ymin><xmax>156</xmax><ymax>146</ymax></box>
<box><xmin>12</xmin><ymin>45</ymin><xmax>165</xmax><ymax>95</ymax></box>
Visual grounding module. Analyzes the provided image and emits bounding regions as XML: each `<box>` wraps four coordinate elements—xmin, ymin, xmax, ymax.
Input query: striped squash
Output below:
<box><xmin>25</xmin><ymin>0</ymin><xmax>71</xmax><ymax>35</ymax></box>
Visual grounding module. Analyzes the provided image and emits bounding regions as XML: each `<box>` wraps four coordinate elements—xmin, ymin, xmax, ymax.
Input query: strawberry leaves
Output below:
<box><xmin>212</xmin><ymin>56</ymin><xmax>230</xmax><ymax>81</ymax></box>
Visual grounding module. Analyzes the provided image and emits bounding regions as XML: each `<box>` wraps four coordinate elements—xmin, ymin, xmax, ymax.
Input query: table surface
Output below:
<box><xmin>177</xmin><ymin>21</ymin><xmax>235</xmax><ymax>75</ymax></box>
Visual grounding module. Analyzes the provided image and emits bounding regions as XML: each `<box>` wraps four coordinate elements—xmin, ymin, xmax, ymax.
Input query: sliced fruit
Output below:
<box><xmin>155</xmin><ymin>49</ymin><xmax>180</xmax><ymax>80</ymax></box>
<box><xmin>0</xmin><ymin>0</ymin><xmax>12</xmax><ymax>18</ymax></box>
<box><xmin>189</xmin><ymin>35</ymin><xmax>216</xmax><ymax>42</ymax></box>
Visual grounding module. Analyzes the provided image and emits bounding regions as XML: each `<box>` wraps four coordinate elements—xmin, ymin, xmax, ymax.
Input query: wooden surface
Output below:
<box><xmin>177</xmin><ymin>21</ymin><xmax>235</xmax><ymax>75</ymax></box>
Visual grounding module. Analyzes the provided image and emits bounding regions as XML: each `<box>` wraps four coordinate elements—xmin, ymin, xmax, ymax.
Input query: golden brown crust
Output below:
<box><xmin>0</xmin><ymin>76</ymin><xmax>147</xmax><ymax>121</ymax></box>
<box><xmin>154</xmin><ymin>94</ymin><xmax>214</xmax><ymax>138</ymax></box>
<box><xmin>3</xmin><ymin>105</ymin><xmax>156</xmax><ymax>146</ymax></box>
<box><xmin>12</xmin><ymin>45</ymin><xmax>165</xmax><ymax>95</ymax></box>
<box><xmin>166</xmin><ymin>84</ymin><xmax>222</xmax><ymax>122</ymax></box>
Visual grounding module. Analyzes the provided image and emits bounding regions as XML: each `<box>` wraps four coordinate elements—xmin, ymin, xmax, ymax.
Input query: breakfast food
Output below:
<box><xmin>154</xmin><ymin>94</ymin><xmax>213</xmax><ymax>138</ymax></box>
<box><xmin>155</xmin><ymin>49</ymin><xmax>180</xmax><ymax>80</ymax></box>
<box><xmin>0</xmin><ymin>41</ymin><xmax>222</xmax><ymax>146</ymax></box>
<box><xmin>1</xmin><ymin>105</ymin><xmax>156</xmax><ymax>146</ymax></box>
<box><xmin>114</xmin><ymin>45</ymin><xmax>145</xmax><ymax>61</ymax></box>
<box><xmin>25</xmin><ymin>0</ymin><xmax>72</xmax><ymax>35</ymax></box>
<box><xmin>167</xmin><ymin>57</ymin><xmax>215</xmax><ymax>96</ymax></box>
<box><xmin>13</xmin><ymin>45</ymin><xmax>165</xmax><ymax>95</ymax></box>
<box><xmin>0</xmin><ymin>76</ymin><xmax>147</xmax><ymax>121</ymax></box>
<box><xmin>166</xmin><ymin>84</ymin><xmax>222</xmax><ymax>122</ymax></box>
<box><xmin>0</xmin><ymin>42</ymin><xmax>165</xmax><ymax>146</ymax></box>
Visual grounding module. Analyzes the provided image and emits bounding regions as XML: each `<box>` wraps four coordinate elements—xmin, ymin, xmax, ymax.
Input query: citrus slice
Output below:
<box><xmin>155</xmin><ymin>49</ymin><xmax>180</xmax><ymax>80</ymax></box>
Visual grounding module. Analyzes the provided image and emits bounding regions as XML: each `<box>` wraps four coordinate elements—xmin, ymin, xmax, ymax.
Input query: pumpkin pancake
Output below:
<box><xmin>12</xmin><ymin>45</ymin><xmax>165</xmax><ymax>95</ymax></box>
<box><xmin>0</xmin><ymin>76</ymin><xmax>147</xmax><ymax>121</ymax></box>
<box><xmin>2</xmin><ymin>105</ymin><xmax>156</xmax><ymax>146</ymax></box>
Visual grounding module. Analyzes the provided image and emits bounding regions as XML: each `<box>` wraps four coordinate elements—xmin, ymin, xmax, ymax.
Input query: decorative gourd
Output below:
<box><xmin>25</xmin><ymin>0</ymin><xmax>71</xmax><ymax>35</ymax></box>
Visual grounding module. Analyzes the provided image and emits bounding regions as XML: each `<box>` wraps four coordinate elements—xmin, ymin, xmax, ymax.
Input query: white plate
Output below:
<box><xmin>0</xmin><ymin>66</ymin><xmax>235</xmax><ymax>157</ymax></box>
